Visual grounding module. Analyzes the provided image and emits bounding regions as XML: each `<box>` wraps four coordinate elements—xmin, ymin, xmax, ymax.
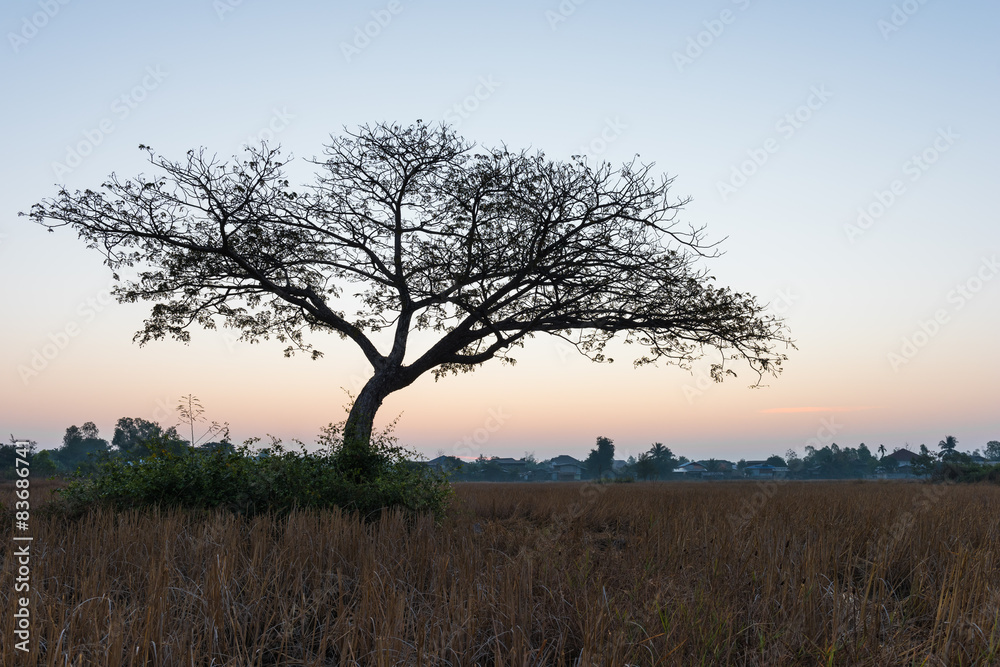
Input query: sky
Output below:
<box><xmin>2</xmin><ymin>0</ymin><xmax>998</xmax><ymax>463</ymax></box>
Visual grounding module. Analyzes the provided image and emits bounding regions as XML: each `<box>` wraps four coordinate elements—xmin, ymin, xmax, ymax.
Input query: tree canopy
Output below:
<box><xmin>26</xmin><ymin>121</ymin><xmax>791</xmax><ymax>479</ymax></box>
<box><xmin>584</xmin><ymin>436</ymin><xmax>616</xmax><ymax>479</ymax></box>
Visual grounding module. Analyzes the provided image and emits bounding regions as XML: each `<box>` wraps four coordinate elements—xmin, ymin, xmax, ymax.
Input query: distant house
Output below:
<box><xmin>549</xmin><ymin>455</ymin><xmax>584</xmax><ymax>481</ymax></box>
<box><xmin>697</xmin><ymin>460</ymin><xmax>734</xmax><ymax>471</ymax></box>
<box><xmin>745</xmin><ymin>464</ymin><xmax>789</xmax><ymax>479</ymax></box>
<box><xmin>888</xmin><ymin>449</ymin><xmax>919</xmax><ymax>468</ymax></box>
<box><xmin>424</xmin><ymin>455</ymin><xmax>464</xmax><ymax>472</ymax></box>
<box><xmin>674</xmin><ymin>461</ymin><xmax>707</xmax><ymax>476</ymax></box>
<box><xmin>526</xmin><ymin>463</ymin><xmax>553</xmax><ymax>482</ymax></box>
<box><xmin>492</xmin><ymin>457</ymin><xmax>528</xmax><ymax>479</ymax></box>
<box><xmin>697</xmin><ymin>460</ymin><xmax>735</xmax><ymax>477</ymax></box>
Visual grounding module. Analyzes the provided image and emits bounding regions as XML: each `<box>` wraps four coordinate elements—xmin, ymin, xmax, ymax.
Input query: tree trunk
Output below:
<box><xmin>339</xmin><ymin>370</ymin><xmax>399</xmax><ymax>481</ymax></box>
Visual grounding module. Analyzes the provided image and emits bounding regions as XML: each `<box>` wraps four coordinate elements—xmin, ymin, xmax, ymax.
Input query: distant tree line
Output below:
<box><xmin>426</xmin><ymin>434</ymin><xmax>1000</xmax><ymax>483</ymax></box>
<box><xmin>3</xmin><ymin>396</ymin><xmax>232</xmax><ymax>479</ymax></box>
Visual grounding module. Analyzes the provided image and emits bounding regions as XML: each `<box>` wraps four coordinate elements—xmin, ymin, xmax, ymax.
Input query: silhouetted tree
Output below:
<box><xmin>648</xmin><ymin>442</ymin><xmax>678</xmax><ymax>479</ymax></box>
<box><xmin>176</xmin><ymin>394</ymin><xmax>229</xmax><ymax>447</ymax></box>
<box><xmin>198</xmin><ymin>440</ymin><xmax>236</xmax><ymax>454</ymax></box>
<box><xmin>585</xmin><ymin>436</ymin><xmax>615</xmax><ymax>479</ymax></box>
<box><xmin>877</xmin><ymin>455</ymin><xmax>899</xmax><ymax>473</ymax></box>
<box><xmin>877</xmin><ymin>444</ymin><xmax>886</xmax><ymax>458</ymax></box>
<box><xmin>30</xmin><ymin>450</ymin><xmax>59</xmax><ymax>477</ymax></box>
<box><xmin>56</xmin><ymin>422</ymin><xmax>109</xmax><ymax>470</ymax></box>
<box><xmin>985</xmin><ymin>441</ymin><xmax>1000</xmax><ymax>461</ymax></box>
<box><xmin>26</xmin><ymin>122</ymin><xmax>792</xmax><ymax>481</ymax></box>
<box><xmin>634</xmin><ymin>453</ymin><xmax>657</xmax><ymax>480</ymax></box>
<box><xmin>112</xmin><ymin>417</ymin><xmax>179</xmax><ymax>458</ymax></box>
<box><xmin>938</xmin><ymin>435</ymin><xmax>959</xmax><ymax>461</ymax></box>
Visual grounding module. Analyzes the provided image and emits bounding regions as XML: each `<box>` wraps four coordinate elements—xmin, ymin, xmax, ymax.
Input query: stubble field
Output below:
<box><xmin>2</xmin><ymin>479</ymin><xmax>999</xmax><ymax>665</ymax></box>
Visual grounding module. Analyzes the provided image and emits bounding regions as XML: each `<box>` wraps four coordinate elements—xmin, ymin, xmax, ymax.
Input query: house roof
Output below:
<box><xmin>697</xmin><ymin>460</ymin><xmax>734</xmax><ymax>469</ymax></box>
<box><xmin>492</xmin><ymin>457</ymin><xmax>525</xmax><ymax>466</ymax></box>
<box><xmin>549</xmin><ymin>455</ymin><xmax>582</xmax><ymax>466</ymax></box>
<box><xmin>676</xmin><ymin>461</ymin><xmax>707</xmax><ymax>472</ymax></box>
<box><xmin>889</xmin><ymin>449</ymin><xmax>919</xmax><ymax>462</ymax></box>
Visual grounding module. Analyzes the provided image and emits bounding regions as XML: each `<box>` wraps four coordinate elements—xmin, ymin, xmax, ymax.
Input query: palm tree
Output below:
<box><xmin>647</xmin><ymin>442</ymin><xmax>676</xmax><ymax>479</ymax></box>
<box><xmin>938</xmin><ymin>435</ymin><xmax>959</xmax><ymax>461</ymax></box>
<box><xmin>878</xmin><ymin>444</ymin><xmax>886</xmax><ymax>459</ymax></box>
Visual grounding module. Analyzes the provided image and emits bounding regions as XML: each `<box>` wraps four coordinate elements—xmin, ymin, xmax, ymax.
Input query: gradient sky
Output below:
<box><xmin>2</xmin><ymin>0</ymin><xmax>998</xmax><ymax>463</ymax></box>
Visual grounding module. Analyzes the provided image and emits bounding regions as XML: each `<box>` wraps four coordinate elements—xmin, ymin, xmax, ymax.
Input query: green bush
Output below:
<box><xmin>53</xmin><ymin>422</ymin><xmax>451</xmax><ymax>520</ymax></box>
<box><xmin>933</xmin><ymin>462</ymin><xmax>1000</xmax><ymax>484</ymax></box>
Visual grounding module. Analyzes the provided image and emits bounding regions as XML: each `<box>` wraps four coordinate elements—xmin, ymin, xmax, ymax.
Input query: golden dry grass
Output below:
<box><xmin>2</xmin><ymin>480</ymin><xmax>999</xmax><ymax>665</ymax></box>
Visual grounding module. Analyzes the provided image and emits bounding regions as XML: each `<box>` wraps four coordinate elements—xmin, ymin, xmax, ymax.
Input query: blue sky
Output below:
<box><xmin>2</xmin><ymin>0</ymin><xmax>998</xmax><ymax>462</ymax></box>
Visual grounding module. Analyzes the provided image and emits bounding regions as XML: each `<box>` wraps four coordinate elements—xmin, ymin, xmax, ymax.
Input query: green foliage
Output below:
<box><xmin>634</xmin><ymin>453</ymin><xmax>657</xmax><ymax>480</ymax></box>
<box><xmin>584</xmin><ymin>436</ymin><xmax>615</xmax><ymax>479</ymax></box>
<box><xmin>112</xmin><ymin>417</ymin><xmax>177</xmax><ymax>458</ymax></box>
<box><xmin>648</xmin><ymin>442</ymin><xmax>679</xmax><ymax>479</ymax></box>
<box><xmin>30</xmin><ymin>450</ymin><xmax>59</xmax><ymax>477</ymax></box>
<box><xmin>933</xmin><ymin>462</ymin><xmax>1000</xmax><ymax>484</ymax></box>
<box><xmin>802</xmin><ymin>443</ymin><xmax>870</xmax><ymax>478</ymax></box>
<box><xmin>985</xmin><ymin>441</ymin><xmax>1000</xmax><ymax>461</ymax></box>
<box><xmin>0</xmin><ymin>442</ymin><xmax>24</xmax><ymax>480</ymax></box>
<box><xmin>53</xmin><ymin>422</ymin><xmax>452</xmax><ymax>520</ymax></box>
<box><xmin>56</xmin><ymin>422</ymin><xmax>109</xmax><ymax>471</ymax></box>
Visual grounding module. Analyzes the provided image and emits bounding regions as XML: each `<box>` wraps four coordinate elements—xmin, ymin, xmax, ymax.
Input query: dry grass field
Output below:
<box><xmin>2</xmin><ymin>479</ymin><xmax>999</xmax><ymax>665</ymax></box>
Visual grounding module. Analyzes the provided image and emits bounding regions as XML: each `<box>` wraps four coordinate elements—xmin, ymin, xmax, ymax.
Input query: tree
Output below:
<box><xmin>26</xmin><ymin>122</ymin><xmax>791</xmax><ymax>480</ymax></box>
<box><xmin>702</xmin><ymin>458</ymin><xmax>725</xmax><ymax>473</ymax></box>
<box><xmin>877</xmin><ymin>444</ymin><xmax>886</xmax><ymax>459</ymax></box>
<box><xmin>648</xmin><ymin>442</ymin><xmax>679</xmax><ymax>479</ymax></box>
<box><xmin>785</xmin><ymin>449</ymin><xmax>804</xmax><ymax>476</ymax></box>
<box><xmin>112</xmin><ymin>417</ymin><xmax>175</xmax><ymax>457</ymax></box>
<box><xmin>634</xmin><ymin>453</ymin><xmax>657</xmax><ymax>480</ymax></box>
<box><xmin>938</xmin><ymin>435</ymin><xmax>959</xmax><ymax>461</ymax></box>
<box><xmin>765</xmin><ymin>454</ymin><xmax>786</xmax><ymax>467</ymax></box>
<box><xmin>0</xmin><ymin>439</ymin><xmax>33</xmax><ymax>479</ymax></box>
<box><xmin>585</xmin><ymin>436</ymin><xmax>615</xmax><ymax>479</ymax></box>
<box><xmin>877</xmin><ymin>455</ymin><xmax>899</xmax><ymax>473</ymax></box>
<box><xmin>56</xmin><ymin>422</ymin><xmax>109</xmax><ymax>471</ymax></box>
<box><xmin>30</xmin><ymin>450</ymin><xmax>59</xmax><ymax>477</ymax></box>
<box><xmin>986</xmin><ymin>441</ymin><xmax>1000</xmax><ymax>461</ymax></box>
<box><xmin>176</xmin><ymin>394</ymin><xmax>229</xmax><ymax>447</ymax></box>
